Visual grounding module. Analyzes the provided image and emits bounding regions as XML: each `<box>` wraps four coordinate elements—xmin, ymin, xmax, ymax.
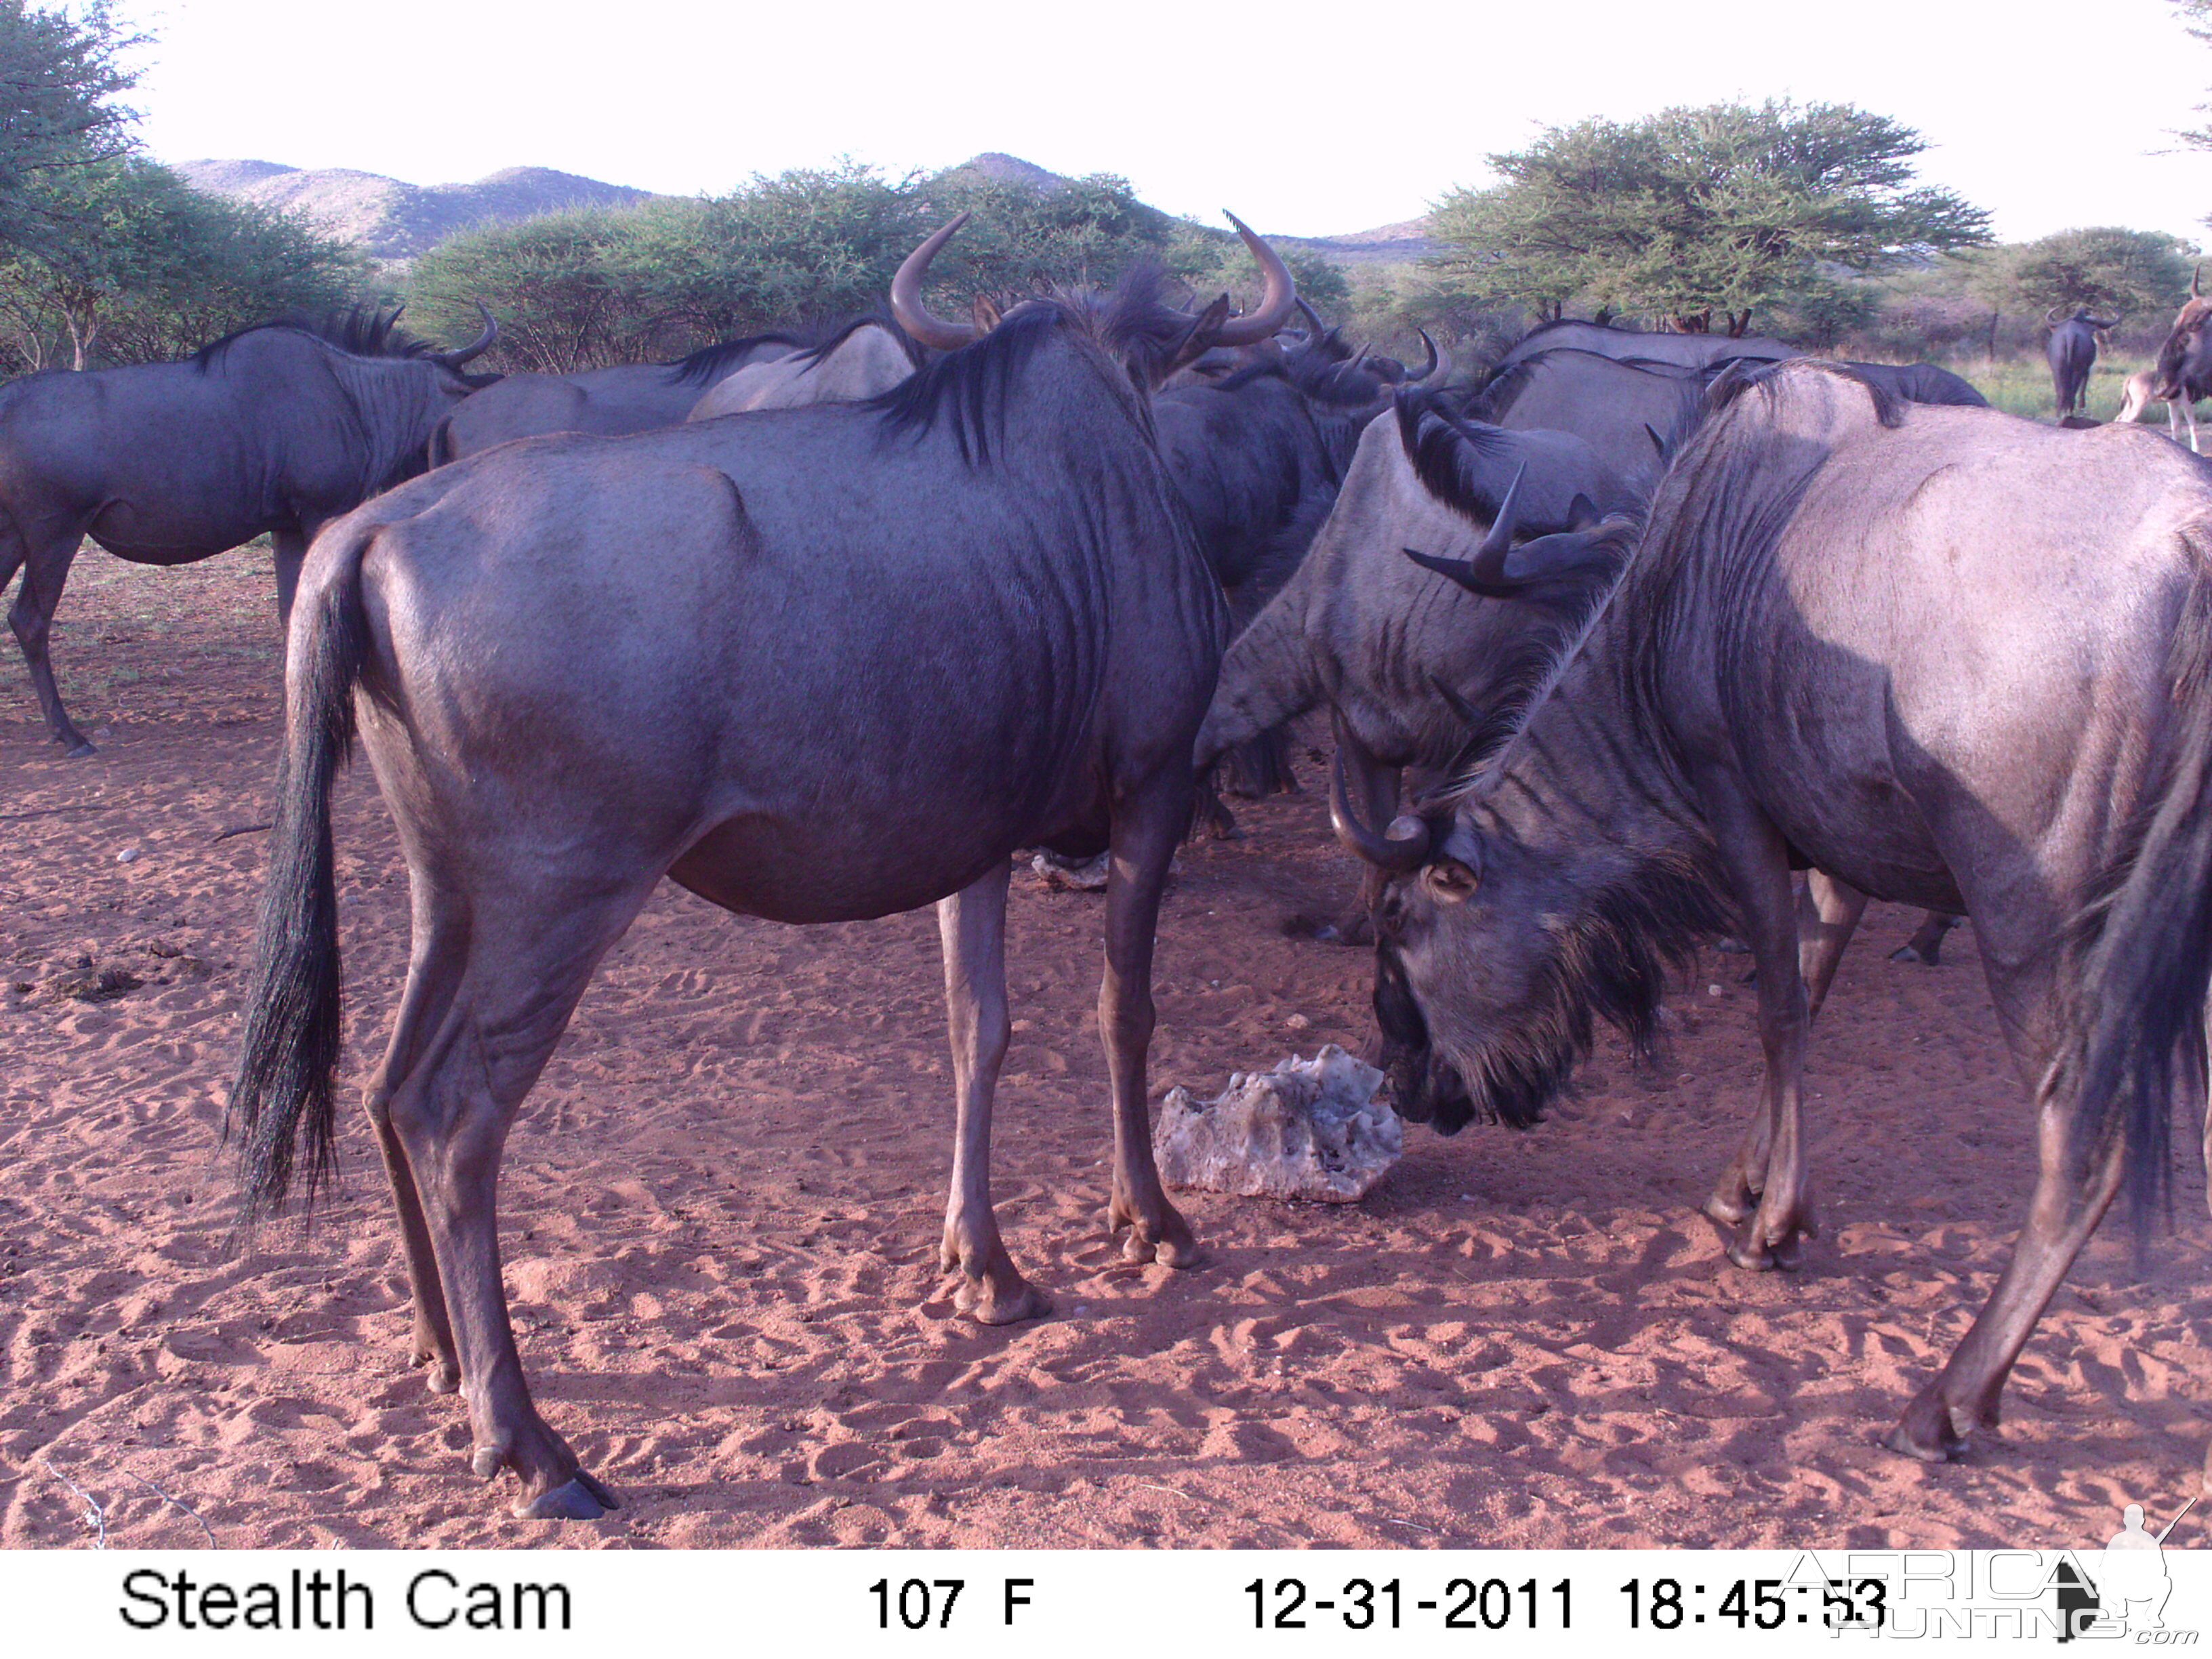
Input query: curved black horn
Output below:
<box><xmin>1210</xmin><ymin>212</ymin><xmax>1297</xmax><ymax>347</ymax></box>
<box><xmin>1294</xmin><ymin>297</ymin><xmax>1328</xmax><ymax>341</ymax></box>
<box><xmin>1330</xmin><ymin>754</ymin><xmax>1432</xmax><ymax>874</ymax></box>
<box><xmin>890</xmin><ymin>214</ymin><xmax>980</xmax><ymax>352</ymax></box>
<box><xmin>436</xmin><ymin>301</ymin><xmax>497</xmax><ymax>367</ymax></box>
<box><xmin>1401</xmin><ymin>466</ymin><xmax>1523</xmax><ymax>596</ymax></box>
<box><xmin>2194</xmin><ymin>266</ymin><xmax>2203</xmax><ymax>301</ymax></box>
<box><xmin>1401</xmin><ymin>329</ymin><xmax>1448</xmax><ymax>386</ymax></box>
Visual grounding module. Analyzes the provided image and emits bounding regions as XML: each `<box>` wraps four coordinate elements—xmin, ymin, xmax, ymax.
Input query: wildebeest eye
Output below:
<box><xmin>1426</xmin><ymin>859</ymin><xmax>1479</xmax><ymax>901</ymax></box>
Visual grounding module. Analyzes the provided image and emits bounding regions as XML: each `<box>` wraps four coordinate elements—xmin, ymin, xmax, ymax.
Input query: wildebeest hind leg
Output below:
<box><xmin>1103</xmin><ymin>773</ymin><xmax>1204</xmax><ymax>1269</ymax></box>
<box><xmin>365</xmin><ymin>890</ymin><xmax>472</xmax><ymax>1393</ymax></box>
<box><xmin>1797</xmin><ymin>871</ymin><xmax>1868</xmax><ymax>1022</ymax></box>
<box><xmin>936</xmin><ymin>860</ymin><xmax>1050</xmax><ymax>1324</ymax></box>
<box><xmin>1891</xmin><ymin>909</ymin><xmax>1961</xmax><ymax>965</ymax></box>
<box><xmin>381</xmin><ymin>882</ymin><xmax>647</xmax><ymax>1520</ymax></box>
<box><xmin>1889</xmin><ymin>1111</ymin><xmax>2125</xmax><ymax>1460</ymax></box>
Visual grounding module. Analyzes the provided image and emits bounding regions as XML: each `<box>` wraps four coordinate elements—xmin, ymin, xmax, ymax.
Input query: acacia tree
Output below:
<box><xmin>1430</xmin><ymin>100</ymin><xmax>1990</xmax><ymax>335</ymax></box>
<box><xmin>408</xmin><ymin>163</ymin><xmax>1309</xmax><ymax>372</ymax></box>
<box><xmin>2003</xmin><ymin>227</ymin><xmax>2197</xmax><ymax>323</ymax></box>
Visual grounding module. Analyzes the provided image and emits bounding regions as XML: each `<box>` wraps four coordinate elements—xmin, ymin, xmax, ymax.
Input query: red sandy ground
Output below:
<box><xmin>2</xmin><ymin>551</ymin><xmax>2207</xmax><ymax>1551</ymax></box>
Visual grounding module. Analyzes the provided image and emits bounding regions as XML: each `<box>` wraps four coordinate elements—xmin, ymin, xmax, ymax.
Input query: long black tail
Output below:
<box><xmin>2060</xmin><ymin>545</ymin><xmax>2212</xmax><ymax>1234</ymax></box>
<box><xmin>228</xmin><ymin>522</ymin><xmax>373</xmax><ymax>1227</ymax></box>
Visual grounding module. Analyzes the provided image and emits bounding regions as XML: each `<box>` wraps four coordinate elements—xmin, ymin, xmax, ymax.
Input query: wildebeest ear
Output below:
<box><xmin>1425</xmin><ymin>858</ymin><xmax>1479</xmax><ymax>902</ymax></box>
<box><xmin>971</xmin><ymin>296</ymin><xmax>1003</xmax><ymax>333</ymax></box>
<box><xmin>1567</xmin><ymin>493</ymin><xmax>1599</xmax><ymax>532</ymax></box>
<box><xmin>1164</xmin><ymin>295</ymin><xmax>1235</xmax><ymax>378</ymax></box>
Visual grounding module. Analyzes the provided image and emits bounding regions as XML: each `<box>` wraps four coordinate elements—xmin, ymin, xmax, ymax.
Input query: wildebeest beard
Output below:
<box><xmin>1375</xmin><ymin>842</ymin><xmax>1733</xmax><ymax>1134</ymax></box>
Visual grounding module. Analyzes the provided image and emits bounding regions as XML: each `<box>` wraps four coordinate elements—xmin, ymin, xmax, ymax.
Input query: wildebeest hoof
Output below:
<box><xmin>64</xmin><ymin>739</ymin><xmax>95</xmax><ymax>758</ymax></box>
<box><xmin>471</xmin><ymin>1443</ymin><xmax>508</xmax><ymax>1478</ymax></box>
<box><xmin>1887</xmin><ymin>1395</ymin><xmax>1970</xmax><ymax>1462</ymax></box>
<box><xmin>415</xmin><ymin>1348</ymin><xmax>460</xmax><ymax>1393</ymax></box>
<box><xmin>1888</xmin><ymin>943</ymin><xmax>1926</xmax><ymax>964</ymax></box>
<box><xmin>1702</xmin><ymin>1188</ymin><xmax>1754</xmax><ymax>1227</ymax></box>
<box><xmin>956</xmin><ymin>1275</ymin><xmax>1051</xmax><ymax>1325</ymax></box>
<box><xmin>516</xmin><ymin>1472</ymin><xmax>619</xmax><ymax>1521</ymax></box>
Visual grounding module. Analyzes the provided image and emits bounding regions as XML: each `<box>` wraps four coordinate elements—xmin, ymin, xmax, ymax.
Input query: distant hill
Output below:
<box><xmin>175</xmin><ymin>152</ymin><xmax>1440</xmax><ymax>270</ymax></box>
<box><xmin>172</xmin><ymin>160</ymin><xmax>667</xmax><ymax>261</ymax></box>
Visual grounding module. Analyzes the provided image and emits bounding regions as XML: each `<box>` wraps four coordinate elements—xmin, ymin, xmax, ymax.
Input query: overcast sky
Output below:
<box><xmin>112</xmin><ymin>0</ymin><xmax>2212</xmax><ymax>246</ymax></box>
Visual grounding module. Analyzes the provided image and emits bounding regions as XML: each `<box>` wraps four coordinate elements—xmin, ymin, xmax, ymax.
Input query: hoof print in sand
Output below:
<box><xmin>1155</xmin><ymin>1044</ymin><xmax>1401</xmax><ymax>1203</ymax></box>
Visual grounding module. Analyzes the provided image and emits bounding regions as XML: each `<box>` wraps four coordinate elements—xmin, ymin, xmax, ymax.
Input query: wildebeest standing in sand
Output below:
<box><xmin>2046</xmin><ymin>307</ymin><xmax>2116</xmax><ymax>422</ymax></box>
<box><xmin>0</xmin><ymin>306</ymin><xmax>497</xmax><ymax>755</ymax></box>
<box><xmin>230</xmin><ymin>213</ymin><xmax>1296</xmax><ymax>1519</ymax></box>
<box><xmin>1334</xmin><ymin>360</ymin><xmax>2212</xmax><ymax>1462</ymax></box>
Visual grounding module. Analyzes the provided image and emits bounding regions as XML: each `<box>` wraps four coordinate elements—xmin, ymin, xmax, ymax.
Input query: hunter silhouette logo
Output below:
<box><xmin>2056</xmin><ymin>1496</ymin><xmax>2196</xmax><ymax>1642</ymax></box>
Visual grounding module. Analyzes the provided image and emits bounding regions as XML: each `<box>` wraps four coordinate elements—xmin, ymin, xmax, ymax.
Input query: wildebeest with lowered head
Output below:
<box><xmin>2047</xmin><ymin>307</ymin><xmax>2116</xmax><ymax>422</ymax></box>
<box><xmin>1334</xmin><ymin>359</ymin><xmax>2212</xmax><ymax>1465</ymax></box>
<box><xmin>429</xmin><ymin>329</ymin><xmax>811</xmax><ymax>462</ymax></box>
<box><xmin>230</xmin><ymin>211</ymin><xmax>1294</xmax><ymax>1520</ymax></box>
<box><xmin>1197</xmin><ymin>390</ymin><xmax>1638</xmax><ymax>969</ymax></box>
<box><xmin>0</xmin><ymin>304</ymin><xmax>497</xmax><ymax>755</ymax></box>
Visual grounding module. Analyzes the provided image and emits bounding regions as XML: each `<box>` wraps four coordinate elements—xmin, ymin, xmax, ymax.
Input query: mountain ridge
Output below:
<box><xmin>173</xmin><ymin>153</ymin><xmax>1439</xmax><ymax>268</ymax></box>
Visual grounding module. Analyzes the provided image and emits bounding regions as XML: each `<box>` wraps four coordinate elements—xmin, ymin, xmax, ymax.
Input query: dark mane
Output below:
<box><xmin>1395</xmin><ymin>388</ymin><xmax>1523</xmax><ymax>527</ymax></box>
<box><xmin>192</xmin><ymin>306</ymin><xmax>436</xmax><ymax>371</ymax></box>
<box><xmin>1462</xmin><ymin>354</ymin><xmax>1534</xmax><ymax>424</ymax></box>
<box><xmin>870</xmin><ymin>304</ymin><xmax>1060</xmax><ymax>468</ymax></box>
<box><xmin>662</xmin><ymin>329</ymin><xmax>817</xmax><ymax>386</ymax></box>
<box><xmin>1516</xmin><ymin>317</ymin><xmax>1650</xmax><ymax>341</ymax></box>
<box><xmin>791</xmin><ymin>310</ymin><xmax>924</xmax><ymax>373</ymax></box>
<box><xmin>872</xmin><ymin>264</ymin><xmax>1195</xmax><ymax>468</ymax></box>
<box><xmin>1703</xmin><ymin>356</ymin><xmax>1906</xmax><ymax>430</ymax></box>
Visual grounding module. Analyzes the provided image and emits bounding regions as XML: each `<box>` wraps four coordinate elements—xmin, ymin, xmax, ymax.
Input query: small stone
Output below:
<box><xmin>1154</xmin><ymin>1044</ymin><xmax>1401</xmax><ymax>1204</ymax></box>
<box><xmin>1285</xmin><ymin>1013</ymin><xmax>1311</xmax><ymax>1031</ymax></box>
<box><xmin>1707</xmin><ymin>983</ymin><xmax>1723</xmax><ymax>997</ymax></box>
<box><xmin>116</xmin><ymin>846</ymin><xmax>141</xmax><ymax>864</ymax></box>
<box><xmin>1032</xmin><ymin>850</ymin><xmax>1111</xmax><ymax>891</ymax></box>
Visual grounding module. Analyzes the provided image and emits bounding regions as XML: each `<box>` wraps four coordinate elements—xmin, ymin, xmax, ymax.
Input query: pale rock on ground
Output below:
<box><xmin>1155</xmin><ymin>1045</ymin><xmax>1402</xmax><ymax>1203</ymax></box>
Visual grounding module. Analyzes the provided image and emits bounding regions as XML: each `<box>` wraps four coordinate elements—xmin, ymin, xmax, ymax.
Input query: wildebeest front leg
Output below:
<box><xmin>4</xmin><ymin>520</ymin><xmax>94</xmax><ymax>755</ymax></box>
<box><xmin>936</xmin><ymin>860</ymin><xmax>1050</xmax><ymax>1324</ymax></box>
<box><xmin>1699</xmin><ymin>787</ymin><xmax>1816</xmax><ymax>1268</ymax></box>
<box><xmin>1103</xmin><ymin>775</ymin><xmax>1204</xmax><ymax>1269</ymax></box>
<box><xmin>1890</xmin><ymin>1108</ymin><xmax>2126</xmax><ymax>1460</ymax></box>
<box><xmin>1798</xmin><ymin>871</ymin><xmax>1868</xmax><ymax>1022</ymax></box>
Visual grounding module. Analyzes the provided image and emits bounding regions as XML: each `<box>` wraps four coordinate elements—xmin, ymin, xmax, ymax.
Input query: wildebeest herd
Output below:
<box><xmin>9</xmin><ymin>217</ymin><xmax>2212</xmax><ymax>1525</ymax></box>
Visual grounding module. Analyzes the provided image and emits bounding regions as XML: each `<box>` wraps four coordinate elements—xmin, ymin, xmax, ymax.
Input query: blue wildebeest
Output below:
<box><xmin>429</xmin><ymin>330</ymin><xmax>811</xmax><ymax>462</ymax></box>
<box><xmin>1470</xmin><ymin>349</ymin><xmax>1711</xmax><ymax>491</ymax></box>
<box><xmin>2047</xmin><ymin>307</ymin><xmax>2116</xmax><ymax>422</ymax></box>
<box><xmin>0</xmin><ymin>306</ymin><xmax>497</xmax><ymax>755</ymax></box>
<box><xmin>686</xmin><ymin>316</ymin><xmax>922</xmax><ymax>417</ymax></box>
<box><xmin>2154</xmin><ymin>271</ymin><xmax>2212</xmax><ymax>453</ymax></box>
<box><xmin>1198</xmin><ymin>392</ymin><xmax>1639</xmax><ymax>962</ymax></box>
<box><xmin>229</xmin><ymin>213</ymin><xmax>1295</xmax><ymax>1520</ymax></box>
<box><xmin>1498</xmin><ymin>316</ymin><xmax>1797</xmax><ymax>371</ymax></box>
<box><xmin>1332</xmin><ymin>359</ymin><xmax>2212</xmax><ymax>1464</ymax></box>
<box><xmin>1164</xmin><ymin>327</ymin><xmax>1446</xmax><ymax>811</ymax></box>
